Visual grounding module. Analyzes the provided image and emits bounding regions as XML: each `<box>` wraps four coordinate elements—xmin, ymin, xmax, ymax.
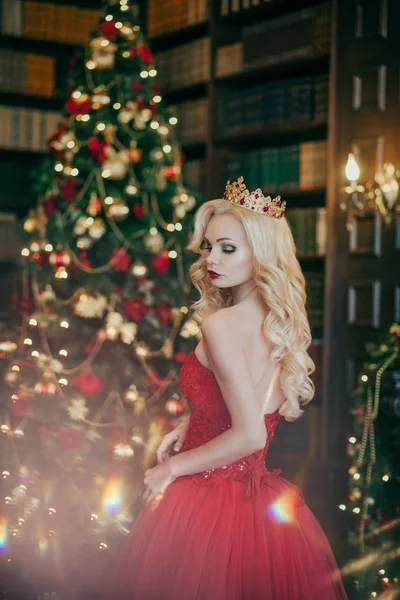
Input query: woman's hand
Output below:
<box><xmin>156</xmin><ymin>417</ymin><xmax>189</xmax><ymax>464</ymax></box>
<box><xmin>142</xmin><ymin>460</ymin><xmax>176</xmax><ymax>507</ymax></box>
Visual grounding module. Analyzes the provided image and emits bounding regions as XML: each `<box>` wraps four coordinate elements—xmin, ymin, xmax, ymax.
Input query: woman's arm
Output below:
<box><xmin>168</xmin><ymin>310</ymin><xmax>267</xmax><ymax>479</ymax></box>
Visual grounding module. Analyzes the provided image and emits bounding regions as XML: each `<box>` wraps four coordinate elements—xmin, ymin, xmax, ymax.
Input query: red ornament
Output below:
<box><xmin>111</xmin><ymin>249</ymin><xmax>131</xmax><ymax>272</ymax></box>
<box><xmin>123</xmin><ymin>296</ymin><xmax>150</xmax><ymax>323</ymax></box>
<box><xmin>87</xmin><ymin>137</ymin><xmax>109</xmax><ymax>163</ymax></box>
<box><xmin>152</xmin><ymin>249</ymin><xmax>170</xmax><ymax>275</ymax></box>
<box><xmin>132</xmin><ymin>203</ymin><xmax>144</xmax><ymax>219</ymax></box>
<box><xmin>138</xmin><ymin>43</ymin><xmax>154</xmax><ymax>63</ymax></box>
<box><xmin>44</xmin><ymin>194</ymin><xmax>59</xmax><ymax>216</ymax></box>
<box><xmin>59</xmin><ymin>429</ymin><xmax>82</xmax><ymax>450</ymax></box>
<box><xmin>34</xmin><ymin>381</ymin><xmax>56</xmax><ymax>395</ymax></box>
<box><xmin>59</xmin><ymin>178</ymin><xmax>79</xmax><ymax>203</ymax></box>
<box><xmin>72</xmin><ymin>368</ymin><xmax>104</xmax><ymax>397</ymax></box>
<box><xmin>100</xmin><ymin>20</ymin><xmax>119</xmax><ymax>41</ymax></box>
<box><xmin>165</xmin><ymin>398</ymin><xmax>185</xmax><ymax>416</ymax></box>
<box><xmin>129</xmin><ymin>46</ymin><xmax>137</xmax><ymax>58</ymax></box>
<box><xmin>65</xmin><ymin>97</ymin><xmax>91</xmax><ymax>116</ymax></box>
<box><xmin>132</xmin><ymin>82</ymin><xmax>142</xmax><ymax>93</ymax></box>
<box><xmin>49</xmin><ymin>249</ymin><xmax>71</xmax><ymax>270</ymax></box>
<box><xmin>174</xmin><ymin>351</ymin><xmax>188</xmax><ymax>364</ymax></box>
<box><xmin>155</xmin><ymin>300</ymin><xmax>173</xmax><ymax>327</ymax></box>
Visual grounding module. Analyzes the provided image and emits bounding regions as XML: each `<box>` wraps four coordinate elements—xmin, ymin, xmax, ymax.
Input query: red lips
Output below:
<box><xmin>208</xmin><ymin>270</ymin><xmax>221</xmax><ymax>279</ymax></box>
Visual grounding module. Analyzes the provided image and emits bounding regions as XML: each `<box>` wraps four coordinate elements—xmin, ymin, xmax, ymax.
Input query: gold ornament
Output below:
<box><xmin>127</xmin><ymin>147</ymin><xmax>142</xmax><ymax>163</ymax></box>
<box><xmin>74</xmin><ymin>293</ymin><xmax>107</xmax><ymax>319</ymax></box>
<box><xmin>102</xmin><ymin>152</ymin><xmax>129</xmax><ymax>180</ymax></box>
<box><xmin>143</xmin><ymin>231</ymin><xmax>164</xmax><ymax>253</ymax></box>
<box><xmin>88</xmin><ymin>217</ymin><xmax>106</xmax><ymax>239</ymax></box>
<box><xmin>106</xmin><ymin>197</ymin><xmax>129</xmax><ymax>220</ymax></box>
<box><xmin>74</xmin><ymin>216</ymin><xmax>88</xmax><ymax>236</ymax></box>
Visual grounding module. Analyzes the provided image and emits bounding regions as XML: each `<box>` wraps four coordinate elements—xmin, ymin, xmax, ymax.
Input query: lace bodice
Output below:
<box><xmin>178</xmin><ymin>351</ymin><xmax>283</xmax><ymax>497</ymax></box>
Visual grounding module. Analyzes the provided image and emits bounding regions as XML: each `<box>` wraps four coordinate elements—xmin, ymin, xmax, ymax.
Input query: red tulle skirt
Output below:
<box><xmin>109</xmin><ymin>473</ymin><xmax>348</xmax><ymax>600</ymax></box>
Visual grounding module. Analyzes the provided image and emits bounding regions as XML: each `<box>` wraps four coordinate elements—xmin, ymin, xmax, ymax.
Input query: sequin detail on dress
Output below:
<box><xmin>178</xmin><ymin>351</ymin><xmax>285</xmax><ymax>498</ymax></box>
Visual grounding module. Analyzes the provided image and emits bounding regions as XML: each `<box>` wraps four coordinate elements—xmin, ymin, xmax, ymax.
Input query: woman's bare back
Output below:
<box><xmin>195</xmin><ymin>301</ymin><xmax>285</xmax><ymax>415</ymax></box>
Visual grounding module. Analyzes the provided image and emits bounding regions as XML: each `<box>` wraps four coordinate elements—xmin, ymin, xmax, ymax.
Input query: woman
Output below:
<box><xmin>111</xmin><ymin>177</ymin><xmax>348</xmax><ymax>599</ymax></box>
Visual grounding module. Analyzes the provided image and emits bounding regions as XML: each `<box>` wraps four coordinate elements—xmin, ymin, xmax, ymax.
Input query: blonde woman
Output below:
<box><xmin>111</xmin><ymin>177</ymin><xmax>348</xmax><ymax>599</ymax></box>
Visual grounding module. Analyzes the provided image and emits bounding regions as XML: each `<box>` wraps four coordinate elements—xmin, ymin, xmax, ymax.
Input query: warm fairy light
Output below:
<box><xmin>86</xmin><ymin>217</ymin><xmax>94</xmax><ymax>226</ymax></box>
<box><xmin>21</xmin><ymin>248</ymin><xmax>30</xmax><ymax>256</ymax></box>
<box><xmin>382</xmin><ymin>474</ymin><xmax>389</xmax><ymax>482</ymax></box>
<box><xmin>99</xmin><ymin>542</ymin><xmax>108</xmax><ymax>550</ymax></box>
<box><xmin>361</xmin><ymin>374</ymin><xmax>368</xmax><ymax>382</ymax></box>
<box><xmin>55</xmin><ymin>163</ymin><xmax>63</xmax><ymax>172</ymax></box>
<box><xmin>105</xmin><ymin>14</ymin><xmax>113</xmax><ymax>21</ymax></box>
<box><xmin>59</xmin><ymin>349</ymin><xmax>68</xmax><ymax>357</ymax></box>
<box><xmin>353</xmin><ymin>472</ymin><xmax>360</xmax><ymax>480</ymax></box>
<box><xmin>45</xmin><ymin>244</ymin><xmax>53</xmax><ymax>252</ymax></box>
<box><xmin>132</xmin><ymin>262</ymin><xmax>147</xmax><ymax>276</ymax></box>
<box><xmin>55</xmin><ymin>268</ymin><xmax>68</xmax><ymax>279</ymax></box>
<box><xmin>180</xmin><ymin>306</ymin><xmax>188</xmax><ymax>313</ymax></box>
<box><xmin>126</xmin><ymin>184</ymin><xmax>137</xmax><ymax>195</ymax></box>
<box><xmin>1</xmin><ymin>425</ymin><xmax>10</xmax><ymax>433</ymax></box>
<box><xmin>163</xmin><ymin>144</ymin><xmax>172</xmax><ymax>153</ymax></box>
<box><xmin>12</xmin><ymin>365</ymin><xmax>20</xmax><ymax>372</ymax></box>
<box><xmin>115</xmin><ymin>21</ymin><xmax>123</xmax><ymax>28</ymax></box>
<box><xmin>150</xmin><ymin>121</ymin><xmax>159</xmax><ymax>130</ymax></box>
<box><xmin>86</xmin><ymin>61</ymin><xmax>96</xmax><ymax>70</ymax></box>
<box><xmin>121</xmin><ymin>5</ymin><xmax>129</xmax><ymax>12</ymax></box>
<box><xmin>4</xmin><ymin>497</ymin><xmax>12</xmax><ymax>503</ymax></box>
<box><xmin>102</xmin><ymin>169</ymin><xmax>111</xmax><ymax>178</ymax></box>
<box><xmin>101</xmin><ymin>39</ymin><xmax>110</xmax><ymax>47</ymax></box>
<box><xmin>175</xmin><ymin>222</ymin><xmax>182</xmax><ymax>231</ymax></box>
<box><xmin>167</xmin><ymin>223</ymin><xmax>175</xmax><ymax>231</ymax></box>
<box><xmin>371</xmin><ymin>593</ymin><xmax>377</xmax><ymax>598</ymax></box>
<box><xmin>353</xmin><ymin>507</ymin><xmax>361</xmax><ymax>514</ymax></box>
<box><xmin>113</xmin><ymin>102</ymin><xmax>121</xmax><ymax>109</ymax></box>
<box><xmin>30</xmin><ymin>242</ymin><xmax>40</xmax><ymax>252</ymax></box>
<box><xmin>97</xmin><ymin>123</ymin><xmax>106</xmax><ymax>131</ymax></box>
<box><xmin>14</xmin><ymin>429</ymin><xmax>24</xmax><ymax>438</ymax></box>
<box><xmin>18</xmin><ymin>518</ymin><xmax>24</xmax><ymax>525</ymax></box>
<box><xmin>71</xmin><ymin>168</ymin><xmax>79</xmax><ymax>176</ymax></box>
<box><xmin>149</xmin><ymin>227</ymin><xmax>158</xmax><ymax>235</ymax></box>
<box><xmin>339</xmin><ymin>504</ymin><xmax>346</xmax><ymax>510</ymax></box>
<box><xmin>169</xmin><ymin>116</ymin><xmax>178</xmax><ymax>125</ymax></box>
<box><xmin>31</xmin><ymin>351</ymin><xmax>39</xmax><ymax>358</ymax></box>
<box><xmin>48</xmin><ymin>508</ymin><xmax>56</xmax><ymax>515</ymax></box>
<box><xmin>149</xmin><ymin>69</ymin><xmax>157</xmax><ymax>77</ymax></box>
<box><xmin>168</xmin><ymin>250</ymin><xmax>177</xmax><ymax>259</ymax></box>
<box><xmin>133</xmin><ymin>25</ymin><xmax>140</xmax><ymax>31</ymax></box>
<box><xmin>349</xmin><ymin>437</ymin><xmax>356</xmax><ymax>444</ymax></box>
<box><xmin>29</xmin><ymin>318</ymin><xmax>37</xmax><ymax>326</ymax></box>
<box><xmin>58</xmin><ymin>378</ymin><xmax>68</xmax><ymax>386</ymax></box>
<box><xmin>76</xmin><ymin>115</ymin><xmax>82</xmax><ymax>122</ymax></box>
<box><xmin>158</xmin><ymin>125</ymin><xmax>168</xmax><ymax>135</ymax></box>
<box><xmin>140</xmin><ymin>70</ymin><xmax>149</xmax><ymax>78</ymax></box>
<box><xmin>72</xmin><ymin>91</ymin><xmax>81</xmax><ymax>99</ymax></box>
<box><xmin>180</xmin><ymin>193</ymin><xmax>188</xmax><ymax>202</ymax></box>
<box><xmin>105</xmin><ymin>196</ymin><xmax>113</xmax><ymax>204</ymax></box>
<box><xmin>2</xmin><ymin>471</ymin><xmax>10</xmax><ymax>478</ymax></box>
<box><xmin>379</xmin><ymin>569</ymin><xmax>385</xmax><ymax>575</ymax></box>
<box><xmin>114</xmin><ymin>443</ymin><xmax>134</xmax><ymax>459</ymax></box>
<box><xmin>81</xmin><ymin>115</ymin><xmax>90</xmax><ymax>123</ymax></box>
<box><xmin>91</xmin><ymin>513</ymin><xmax>98</xmax><ymax>521</ymax></box>
<box><xmin>67</xmin><ymin>141</ymin><xmax>75</xmax><ymax>149</ymax></box>
<box><xmin>24</xmin><ymin>338</ymin><xmax>32</xmax><ymax>345</ymax></box>
<box><xmin>136</xmin><ymin>346</ymin><xmax>148</xmax><ymax>357</ymax></box>
<box><xmin>60</xmin><ymin>321</ymin><xmax>69</xmax><ymax>329</ymax></box>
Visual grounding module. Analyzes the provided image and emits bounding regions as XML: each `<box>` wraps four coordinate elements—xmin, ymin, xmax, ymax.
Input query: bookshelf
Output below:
<box><xmin>1</xmin><ymin>0</ymin><xmax>400</xmax><ymax>571</ymax></box>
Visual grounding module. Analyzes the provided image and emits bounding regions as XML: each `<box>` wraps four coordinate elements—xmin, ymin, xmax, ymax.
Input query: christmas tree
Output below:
<box><xmin>0</xmin><ymin>0</ymin><xmax>201</xmax><ymax>595</ymax></box>
<box><xmin>341</xmin><ymin>323</ymin><xmax>400</xmax><ymax>599</ymax></box>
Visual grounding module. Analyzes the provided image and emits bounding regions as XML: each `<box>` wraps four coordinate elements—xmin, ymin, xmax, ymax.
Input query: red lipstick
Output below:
<box><xmin>208</xmin><ymin>270</ymin><xmax>221</xmax><ymax>279</ymax></box>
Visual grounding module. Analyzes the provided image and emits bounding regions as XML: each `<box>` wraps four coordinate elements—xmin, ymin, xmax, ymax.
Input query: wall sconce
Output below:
<box><xmin>341</xmin><ymin>153</ymin><xmax>399</xmax><ymax>230</ymax></box>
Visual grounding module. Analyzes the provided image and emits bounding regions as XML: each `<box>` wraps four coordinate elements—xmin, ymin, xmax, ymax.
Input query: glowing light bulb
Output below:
<box><xmin>345</xmin><ymin>153</ymin><xmax>360</xmax><ymax>183</ymax></box>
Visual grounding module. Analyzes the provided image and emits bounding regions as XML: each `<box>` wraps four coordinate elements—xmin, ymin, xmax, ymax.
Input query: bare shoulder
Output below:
<box><xmin>200</xmin><ymin>307</ymin><xmax>242</xmax><ymax>340</ymax></box>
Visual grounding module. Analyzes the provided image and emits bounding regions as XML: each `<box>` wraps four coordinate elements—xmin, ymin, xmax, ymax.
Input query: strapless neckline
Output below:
<box><xmin>190</xmin><ymin>351</ymin><xmax>280</xmax><ymax>419</ymax></box>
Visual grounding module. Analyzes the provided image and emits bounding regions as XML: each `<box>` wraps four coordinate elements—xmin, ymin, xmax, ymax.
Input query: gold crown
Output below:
<box><xmin>223</xmin><ymin>176</ymin><xmax>286</xmax><ymax>218</ymax></box>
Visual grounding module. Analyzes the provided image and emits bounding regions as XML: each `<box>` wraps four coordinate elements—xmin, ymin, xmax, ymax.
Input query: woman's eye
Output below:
<box><xmin>223</xmin><ymin>246</ymin><xmax>235</xmax><ymax>253</ymax></box>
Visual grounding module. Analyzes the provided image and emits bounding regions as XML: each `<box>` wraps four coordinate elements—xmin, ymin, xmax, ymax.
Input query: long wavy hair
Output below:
<box><xmin>186</xmin><ymin>199</ymin><xmax>315</xmax><ymax>421</ymax></box>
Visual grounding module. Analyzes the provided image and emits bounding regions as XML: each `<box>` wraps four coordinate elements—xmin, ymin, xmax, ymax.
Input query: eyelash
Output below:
<box><xmin>201</xmin><ymin>244</ymin><xmax>236</xmax><ymax>254</ymax></box>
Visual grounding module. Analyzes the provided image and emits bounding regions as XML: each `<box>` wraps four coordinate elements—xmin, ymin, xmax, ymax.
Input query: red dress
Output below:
<box><xmin>111</xmin><ymin>351</ymin><xmax>348</xmax><ymax>600</ymax></box>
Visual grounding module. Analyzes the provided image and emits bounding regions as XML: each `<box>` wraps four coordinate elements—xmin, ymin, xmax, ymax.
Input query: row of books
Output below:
<box><xmin>173</xmin><ymin>98</ymin><xmax>208</xmax><ymax>144</ymax></box>
<box><xmin>217</xmin><ymin>75</ymin><xmax>329</xmax><ymax>137</ymax></box>
<box><xmin>155</xmin><ymin>38</ymin><xmax>210</xmax><ymax>92</ymax></box>
<box><xmin>224</xmin><ymin>141</ymin><xmax>327</xmax><ymax>193</ymax></box>
<box><xmin>288</xmin><ymin>207</ymin><xmax>327</xmax><ymax>258</ymax></box>
<box><xmin>0</xmin><ymin>105</ymin><xmax>61</xmax><ymax>151</ymax></box>
<box><xmin>216</xmin><ymin>43</ymin><xmax>243</xmax><ymax>79</ymax></box>
<box><xmin>305</xmin><ymin>272</ymin><xmax>325</xmax><ymax>326</ymax></box>
<box><xmin>148</xmin><ymin>0</ymin><xmax>208</xmax><ymax>39</ymax></box>
<box><xmin>0</xmin><ymin>0</ymin><xmax>102</xmax><ymax>45</ymax></box>
<box><xmin>0</xmin><ymin>50</ymin><xmax>55</xmax><ymax>98</ymax></box>
<box><xmin>220</xmin><ymin>0</ymin><xmax>278</xmax><ymax>16</ymax></box>
<box><xmin>182</xmin><ymin>159</ymin><xmax>205</xmax><ymax>192</ymax></box>
<box><xmin>242</xmin><ymin>4</ymin><xmax>331</xmax><ymax>70</ymax></box>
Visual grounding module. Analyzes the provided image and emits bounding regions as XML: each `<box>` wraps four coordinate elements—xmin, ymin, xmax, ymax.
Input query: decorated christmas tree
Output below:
<box><xmin>341</xmin><ymin>323</ymin><xmax>400</xmax><ymax>599</ymax></box>
<box><xmin>0</xmin><ymin>0</ymin><xmax>201</xmax><ymax>594</ymax></box>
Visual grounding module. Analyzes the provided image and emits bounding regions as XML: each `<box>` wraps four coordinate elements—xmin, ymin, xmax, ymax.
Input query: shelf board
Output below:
<box><xmin>149</xmin><ymin>21</ymin><xmax>209</xmax><ymax>53</ymax></box>
<box><xmin>217</xmin><ymin>0</ymin><xmax>327</xmax><ymax>27</ymax></box>
<box><xmin>0</xmin><ymin>34</ymin><xmax>82</xmax><ymax>57</ymax></box>
<box><xmin>163</xmin><ymin>81</ymin><xmax>208</xmax><ymax>105</ymax></box>
<box><xmin>216</xmin><ymin>121</ymin><xmax>327</xmax><ymax>149</ymax></box>
<box><xmin>216</xmin><ymin>54</ymin><xmax>329</xmax><ymax>89</ymax></box>
<box><xmin>0</xmin><ymin>92</ymin><xmax>64</xmax><ymax>111</ymax></box>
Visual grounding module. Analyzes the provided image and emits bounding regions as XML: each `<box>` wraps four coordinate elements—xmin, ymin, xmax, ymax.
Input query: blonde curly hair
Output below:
<box><xmin>186</xmin><ymin>198</ymin><xmax>315</xmax><ymax>421</ymax></box>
